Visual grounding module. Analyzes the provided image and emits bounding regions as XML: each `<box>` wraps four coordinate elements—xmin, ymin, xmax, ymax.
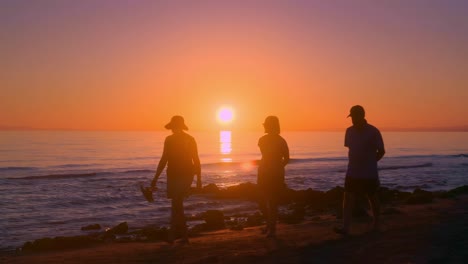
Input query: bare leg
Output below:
<box><xmin>267</xmin><ymin>198</ymin><xmax>278</xmax><ymax>237</ymax></box>
<box><xmin>367</xmin><ymin>193</ymin><xmax>380</xmax><ymax>230</ymax></box>
<box><xmin>342</xmin><ymin>192</ymin><xmax>355</xmax><ymax>233</ymax></box>
<box><xmin>170</xmin><ymin>197</ymin><xmax>187</xmax><ymax>242</ymax></box>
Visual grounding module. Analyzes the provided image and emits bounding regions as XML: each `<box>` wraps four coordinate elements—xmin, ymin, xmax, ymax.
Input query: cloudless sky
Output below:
<box><xmin>1</xmin><ymin>0</ymin><xmax>467</xmax><ymax>131</ymax></box>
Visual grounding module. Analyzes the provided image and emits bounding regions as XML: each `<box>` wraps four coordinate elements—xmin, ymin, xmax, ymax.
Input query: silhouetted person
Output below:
<box><xmin>257</xmin><ymin>116</ymin><xmax>290</xmax><ymax>238</ymax></box>
<box><xmin>151</xmin><ymin>116</ymin><xmax>201</xmax><ymax>243</ymax></box>
<box><xmin>335</xmin><ymin>105</ymin><xmax>385</xmax><ymax>235</ymax></box>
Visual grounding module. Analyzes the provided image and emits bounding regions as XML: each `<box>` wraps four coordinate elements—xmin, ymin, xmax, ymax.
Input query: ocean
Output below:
<box><xmin>1</xmin><ymin>131</ymin><xmax>467</xmax><ymax>251</ymax></box>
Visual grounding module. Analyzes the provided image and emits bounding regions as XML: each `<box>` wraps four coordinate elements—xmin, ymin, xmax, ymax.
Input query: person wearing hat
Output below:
<box><xmin>335</xmin><ymin>105</ymin><xmax>385</xmax><ymax>235</ymax></box>
<box><xmin>151</xmin><ymin>115</ymin><xmax>201</xmax><ymax>243</ymax></box>
<box><xmin>257</xmin><ymin>116</ymin><xmax>290</xmax><ymax>238</ymax></box>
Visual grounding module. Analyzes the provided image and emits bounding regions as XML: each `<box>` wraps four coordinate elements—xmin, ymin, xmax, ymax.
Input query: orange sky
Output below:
<box><xmin>1</xmin><ymin>1</ymin><xmax>467</xmax><ymax>131</ymax></box>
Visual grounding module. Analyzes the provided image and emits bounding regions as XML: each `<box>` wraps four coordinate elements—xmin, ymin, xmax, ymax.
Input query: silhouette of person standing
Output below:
<box><xmin>257</xmin><ymin>116</ymin><xmax>290</xmax><ymax>238</ymax></box>
<box><xmin>151</xmin><ymin>116</ymin><xmax>201</xmax><ymax>243</ymax></box>
<box><xmin>335</xmin><ymin>105</ymin><xmax>385</xmax><ymax>235</ymax></box>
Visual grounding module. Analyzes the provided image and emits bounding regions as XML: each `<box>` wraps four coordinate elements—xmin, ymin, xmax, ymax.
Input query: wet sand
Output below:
<box><xmin>2</xmin><ymin>195</ymin><xmax>467</xmax><ymax>264</ymax></box>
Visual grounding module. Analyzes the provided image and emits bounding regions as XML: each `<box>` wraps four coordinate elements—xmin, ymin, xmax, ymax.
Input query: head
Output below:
<box><xmin>164</xmin><ymin>115</ymin><xmax>188</xmax><ymax>131</ymax></box>
<box><xmin>347</xmin><ymin>105</ymin><xmax>366</xmax><ymax>126</ymax></box>
<box><xmin>263</xmin><ymin>116</ymin><xmax>280</xmax><ymax>134</ymax></box>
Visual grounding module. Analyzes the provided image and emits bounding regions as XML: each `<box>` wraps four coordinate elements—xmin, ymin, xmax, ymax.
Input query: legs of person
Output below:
<box><xmin>266</xmin><ymin>197</ymin><xmax>278</xmax><ymax>237</ymax></box>
<box><xmin>170</xmin><ymin>196</ymin><xmax>187</xmax><ymax>242</ymax></box>
<box><xmin>342</xmin><ymin>191</ymin><xmax>355</xmax><ymax>233</ymax></box>
<box><xmin>367</xmin><ymin>193</ymin><xmax>380</xmax><ymax>230</ymax></box>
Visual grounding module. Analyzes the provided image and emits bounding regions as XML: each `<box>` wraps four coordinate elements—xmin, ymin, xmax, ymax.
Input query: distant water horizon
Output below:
<box><xmin>1</xmin><ymin>131</ymin><xmax>468</xmax><ymax>251</ymax></box>
<box><xmin>1</xmin><ymin>126</ymin><xmax>468</xmax><ymax>132</ymax></box>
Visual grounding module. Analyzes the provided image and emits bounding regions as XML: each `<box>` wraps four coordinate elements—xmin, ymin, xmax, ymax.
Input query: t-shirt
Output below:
<box><xmin>164</xmin><ymin>132</ymin><xmax>199</xmax><ymax>178</ymax></box>
<box><xmin>257</xmin><ymin>134</ymin><xmax>289</xmax><ymax>187</ymax></box>
<box><xmin>345</xmin><ymin>123</ymin><xmax>384</xmax><ymax>179</ymax></box>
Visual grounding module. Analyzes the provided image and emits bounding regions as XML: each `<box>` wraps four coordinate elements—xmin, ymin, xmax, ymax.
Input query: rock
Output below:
<box><xmin>134</xmin><ymin>227</ymin><xmax>169</xmax><ymax>241</ymax></box>
<box><xmin>324</xmin><ymin>186</ymin><xmax>344</xmax><ymax>207</ymax></box>
<box><xmin>81</xmin><ymin>224</ymin><xmax>101</xmax><ymax>231</ymax></box>
<box><xmin>441</xmin><ymin>185</ymin><xmax>468</xmax><ymax>198</ymax></box>
<box><xmin>406</xmin><ymin>189</ymin><xmax>433</xmax><ymax>204</ymax></box>
<box><xmin>22</xmin><ymin>236</ymin><xmax>100</xmax><ymax>252</ymax></box>
<box><xmin>203</xmin><ymin>210</ymin><xmax>225</xmax><ymax>230</ymax></box>
<box><xmin>246</xmin><ymin>212</ymin><xmax>264</xmax><ymax>227</ymax></box>
<box><xmin>218</xmin><ymin>182</ymin><xmax>259</xmax><ymax>200</ymax></box>
<box><xmin>280</xmin><ymin>204</ymin><xmax>305</xmax><ymax>224</ymax></box>
<box><xmin>202</xmin><ymin>183</ymin><xmax>220</xmax><ymax>194</ymax></box>
<box><xmin>106</xmin><ymin>222</ymin><xmax>128</xmax><ymax>235</ymax></box>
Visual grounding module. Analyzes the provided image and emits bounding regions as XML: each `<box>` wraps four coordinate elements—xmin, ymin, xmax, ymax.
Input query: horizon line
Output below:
<box><xmin>1</xmin><ymin>127</ymin><xmax>468</xmax><ymax>132</ymax></box>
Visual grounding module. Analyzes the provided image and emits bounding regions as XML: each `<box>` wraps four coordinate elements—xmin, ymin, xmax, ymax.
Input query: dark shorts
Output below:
<box><xmin>345</xmin><ymin>177</ymin><xmax>380</xmax><ymax>195</ymax></box>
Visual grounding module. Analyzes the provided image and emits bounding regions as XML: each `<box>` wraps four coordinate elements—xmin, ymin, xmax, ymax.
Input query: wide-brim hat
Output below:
<box><xmin>165</xmin><ymin>115</ymin><xmax>188</xmax><ymax>130</ymax></box>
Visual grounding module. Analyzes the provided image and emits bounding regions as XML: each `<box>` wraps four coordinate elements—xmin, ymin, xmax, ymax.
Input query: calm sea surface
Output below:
<box><xmin>1</xmin><ymin>131</ymin><xmax>467</xmax><ymax>250</ymax></box>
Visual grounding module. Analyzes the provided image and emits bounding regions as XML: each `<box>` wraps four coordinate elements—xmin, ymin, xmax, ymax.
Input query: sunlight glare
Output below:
<box><xmin>217</xmin><ymin>107</ymin><xmax>234</xmax><ymax>124</ymax></box>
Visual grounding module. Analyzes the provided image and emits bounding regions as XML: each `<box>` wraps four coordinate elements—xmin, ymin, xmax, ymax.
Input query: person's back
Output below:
<box><xmin>345</xmin><ymin>123</ymin><xmax>383</xmax><ymax>179</ymax></box>
<box><xmin>165</xmin><ymin>132</ymin><xmax>197</xmax><ymax>177</ymax></box>
<box><xmin>257</xmin><ymin>116</ymin><xmax>289</xmax><ymax>238</ymax></box>
<box><xmin>335</xmin><ymin>105</ymin><xmax>385</xmax><ymax>235</ymax></box>
<box><xmin>259</xmin><ymin>133</ymin><xmax>288</xmax><ymax>170</ymax></box>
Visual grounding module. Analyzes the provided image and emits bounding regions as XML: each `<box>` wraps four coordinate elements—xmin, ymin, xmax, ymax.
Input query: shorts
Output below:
<box><xmin>344</xmin><ymin>177</ymin><xmax>380</xmax><ymax>195</ymax></box>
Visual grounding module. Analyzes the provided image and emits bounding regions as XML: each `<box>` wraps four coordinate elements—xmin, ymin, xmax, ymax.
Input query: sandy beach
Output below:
<box><xmin>2</xmin><ymin>193</ymin><xmax>467</xmax><ymax>264</ymax></box>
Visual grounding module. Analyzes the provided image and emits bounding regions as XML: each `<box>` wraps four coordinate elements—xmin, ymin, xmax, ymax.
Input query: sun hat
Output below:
<box><xmin>164</xmin><ymin>115</ymin><xmax>188</xmax><ymax>130</ymax></box>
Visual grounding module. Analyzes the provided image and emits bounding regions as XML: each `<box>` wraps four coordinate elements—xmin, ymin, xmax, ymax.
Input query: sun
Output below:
<box><xmin>217</xmin><ymin>106</ymin><xmax>234</xmax><ymax>124</ymax></box>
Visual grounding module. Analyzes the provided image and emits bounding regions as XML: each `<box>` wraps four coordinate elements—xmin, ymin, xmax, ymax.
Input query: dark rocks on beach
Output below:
<box><xmin>406</xmin><ymin>188</ymin><xmax>434</xmax><ymax>204</ymax></box>
<box><xmin>81</xmin><ymin>224</ymin><xmax>101</xmax><ymax>231</ymax></box>
<box><xmin>245</xmin><ymin>212</ymin><xmax>264</xmax><ymax>227</ymax></box>
<box><xmin>133</xmin><ymin>227</ymin><xmax>169</xmax><ymax>241</ymax></box>
<box><xmin>440</xmin><ymin>185</ymin><xmax>468</xmax><ymax>198</ymax></box>
<box><xmin>22</xmin><ymin>236</ymin><xmax>100</xmax><ymax>252</ymax></box>
<box><xmin>203</xmin><ymin>210</ymin><xmax>225</xmax><ymax>230</ymax></box>
<box><xmin>202</xmin><ymin>183</ymin><xmax>220</xmax><ymax>193</ymax></box>
<box><xmin>220</xmin><ymin>182</ymin><xmax>260</xmax><ymax>200</ymax></box>
<box><xmin>379</xmin><ymin>187</ymin><xmax>411</xmax><ymax>204</ymax></box>
<box><xmin>106</xmin><ymin>222</ymin><xmax>128</xmax><ymax>235</ymax></box>
<box><xmin>280</xmin><ymin>204</ymin><xmax>306</xmax><ymax>224</ymax></box>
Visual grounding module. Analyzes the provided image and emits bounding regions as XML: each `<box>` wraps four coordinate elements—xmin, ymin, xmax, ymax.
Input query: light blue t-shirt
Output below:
<box><xmin>345</xmin><ymin>123</ymin><xmax>384</xmax><ymax>179</ymax></box>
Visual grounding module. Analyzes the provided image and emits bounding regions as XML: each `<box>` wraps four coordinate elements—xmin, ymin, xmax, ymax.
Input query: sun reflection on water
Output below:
<box><xmin>220</xmin><ymin>130</ymin><xmax>232</xmax><ymax>162</ymax></box>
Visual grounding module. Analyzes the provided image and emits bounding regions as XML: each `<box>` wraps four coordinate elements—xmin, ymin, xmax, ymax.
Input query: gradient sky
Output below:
<box><xmin>1</xmin><ymin>1</ymin><xmax>467</xmax><ymax>131</ymax></box>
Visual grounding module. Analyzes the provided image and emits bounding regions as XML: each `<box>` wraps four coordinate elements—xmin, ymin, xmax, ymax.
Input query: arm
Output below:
<box><xmin>376</xmin><ymin>130</ymin><xmax>385</xmax><ymax>162</ymax></box>
<box><xmin>376</xmin><ymin>147</ymin><xmax>385</xmax><ymax>162</ymax></box>
<box><xmin>151</xmin><ymin>140</ymin><xmax>168</xmax><ymax>188</ymax></box>
<box><xmin>192</xmin><ymin>140</ymin><xmax>202</xmax><ymax>189</ymax></box>
<box><xmin>282</xmin><ymin>139</ymin><xmax>290</xmax><ymax>167</ymax></box>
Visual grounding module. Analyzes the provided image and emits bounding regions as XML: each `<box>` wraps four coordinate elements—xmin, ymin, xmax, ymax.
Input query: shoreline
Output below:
<box><xmin>2</xmin><ymin>185</ymin><xmax>468</xmax><ymax>263</ymax></box>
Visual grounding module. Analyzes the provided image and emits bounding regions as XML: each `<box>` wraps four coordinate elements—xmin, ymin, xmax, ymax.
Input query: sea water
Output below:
<box><xmin>1</xmin><ymin>131</ymin><xmax>467</xmax><ymax>250</ymax></box>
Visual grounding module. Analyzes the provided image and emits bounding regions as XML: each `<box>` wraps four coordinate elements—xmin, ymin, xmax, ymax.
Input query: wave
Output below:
<box><xmin>123</xmin><ymin>169</ymin><xmax>154</xmax><ymax>174</ymax></box>
<box><xmin>10</xmin><ymin>172</ymin><xmax>100</xmax><ymax>180</ymax></box>
<box><xmin>0</xmin><ymin>166</ymin><xmax>37</xmax><ymax>171</ymax></box>
<box><xmin>450</xmin><ymin>154</ymin><xmax>468</xmax><ymax>158</ymax></box>
<box><xmin>379</xmin><ymin>163</ymin><xmax>433</xmax><ymax>171</ymax></box>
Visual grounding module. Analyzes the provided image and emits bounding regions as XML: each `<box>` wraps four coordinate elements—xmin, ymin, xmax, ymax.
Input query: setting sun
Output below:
<box><xmin>217</xmin><ymin>107</ymin><xmax>234</xmax><ymax>124</ymax></box>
